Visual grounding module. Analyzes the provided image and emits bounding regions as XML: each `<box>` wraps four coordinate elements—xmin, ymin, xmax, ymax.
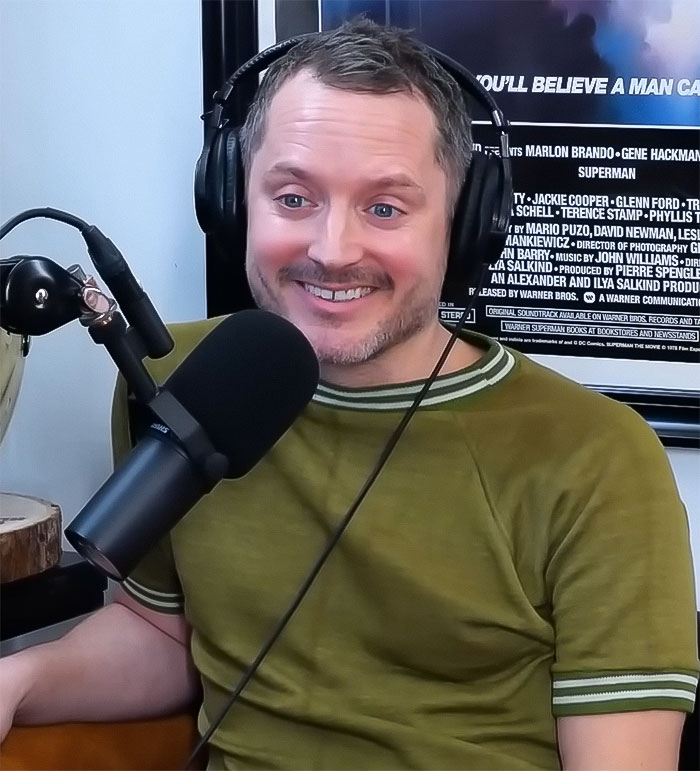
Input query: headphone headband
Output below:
<box><xmin>195</xmin><ymin>31</ymin><xmax>513</xmax><ymax>289</ymax></box>
<box><xmin>208</xmin><ymin>36</ymin><xmax>509</xmax><ymax>135</ymax></box>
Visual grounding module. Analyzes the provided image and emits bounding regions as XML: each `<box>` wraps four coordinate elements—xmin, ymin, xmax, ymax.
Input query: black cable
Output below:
<box><xmin>182</xmin><ymin>264</ymin><xmax>491</xmax><ymax>770</ymax></box>
<box><xmin>0</xmin><ymin>207</ymin><xmax>89</xmax><ymax>240</ymax></box>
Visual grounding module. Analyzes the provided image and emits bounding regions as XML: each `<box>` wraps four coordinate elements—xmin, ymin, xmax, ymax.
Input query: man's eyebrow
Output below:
<box><xmin>368</xmin><ymin>174</ymin><xmax>425</xmax><ymax>194</ymax></box>
<box><xmin>263</xmin><ymin>163</ymin><xmax>424</xmax><ymax>194</ymax></box>
<box><xmin>264</xmin><ymin>163</ymin><xmax>312</xmax><ymax>181</ymax></box>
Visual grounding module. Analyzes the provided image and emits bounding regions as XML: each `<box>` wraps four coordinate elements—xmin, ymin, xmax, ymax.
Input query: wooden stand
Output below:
<box><xmin>0</xmin><ymin>493</ymin><xmax>62</xmax><ymax>583</ymax></box>
<box><xmin>0</xmin><ymin>330</ymin><xmax>25</xmax><ymax>445</ymax></box>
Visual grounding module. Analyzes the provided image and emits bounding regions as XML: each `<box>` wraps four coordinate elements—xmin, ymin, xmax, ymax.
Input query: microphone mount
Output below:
<box><xmin>0</xmin><ymin>254</ymin><xmax>159</xmax><ymax>404</ymax></box>
<box><xmin>0</xmin><ymin>256</ymin><xmax>119</xmax><ymax>336</ymax></box>
<box><xmin>0</xmin><ymin>207</ymin><xmax>174</xmax><ymax>358</ymax></box>
<box><xmin>0</xmin><ymin>206</ymin><xmax>177</xmax><ymax>404</ymax></box>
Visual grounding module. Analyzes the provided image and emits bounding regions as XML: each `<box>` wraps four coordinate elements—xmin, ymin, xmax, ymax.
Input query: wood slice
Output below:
<box><xmin>0</xmin><ymin>493</ymin><xmax>62</xmax><ymax>583</ymax></box>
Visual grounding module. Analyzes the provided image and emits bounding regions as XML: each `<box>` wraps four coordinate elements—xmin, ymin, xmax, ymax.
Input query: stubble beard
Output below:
<box><xmin>247</xmin><ymin>262</ymin><xmax>441</xmax><ymax>368</ymax></box>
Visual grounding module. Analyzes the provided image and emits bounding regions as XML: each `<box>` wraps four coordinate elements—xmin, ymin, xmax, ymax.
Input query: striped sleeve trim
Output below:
<box><xmin>552</xmin><ymin>671</ymin><xmax>699</xmax><ymax>716</ymax></box>
<box><xmin>122</xmin><ymin>577</ymin><xmax>184</xmax><ymax>614</ymax></box>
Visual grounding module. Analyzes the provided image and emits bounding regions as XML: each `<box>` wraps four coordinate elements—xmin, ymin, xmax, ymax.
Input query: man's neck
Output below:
<box><xmin>319</xmin><ymin>324</ymin><xmax>484</xmax><ymax>389</ymax></box>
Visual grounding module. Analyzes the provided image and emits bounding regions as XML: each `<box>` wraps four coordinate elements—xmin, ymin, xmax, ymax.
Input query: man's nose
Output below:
<box><xmin>306</xmin><ymin>204</ymin><xmax>363</xmax><ymax>269</ymax></box>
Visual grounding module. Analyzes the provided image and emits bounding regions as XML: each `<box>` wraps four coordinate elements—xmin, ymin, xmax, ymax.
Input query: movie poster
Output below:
<box><xmin>321</xmin><ymin>0</ymin><xmax>700</xmax><ymax>364</ymax></box>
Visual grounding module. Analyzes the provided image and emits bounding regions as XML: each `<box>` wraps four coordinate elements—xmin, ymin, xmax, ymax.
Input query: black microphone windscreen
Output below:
<box><xmin>163</xmin><ymin>310</ymin><xmax>319</xmax><ymax>477</ymax></box>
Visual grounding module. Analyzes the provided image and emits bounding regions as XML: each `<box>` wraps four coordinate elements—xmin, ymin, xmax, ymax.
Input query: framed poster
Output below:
<box><xmin>202</xmin><ymin>0</ymin><xmax>699</xmax><ymax>446</ymax></box>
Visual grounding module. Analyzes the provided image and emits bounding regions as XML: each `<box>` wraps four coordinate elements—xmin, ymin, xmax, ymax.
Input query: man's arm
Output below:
<box><xmin>0</xmin><ymin>588</ymin><xmax>199</xmax><ymax>743</ymax></box>
<box><xmin>557</xmin><ymin>711</ymin><xmax>686</xmax><ymax>770</ymax></box>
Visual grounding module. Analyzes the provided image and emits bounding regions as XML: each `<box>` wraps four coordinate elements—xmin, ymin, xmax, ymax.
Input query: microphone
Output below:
<box><xmin>65</xmin><ymin>310</ymin><xmax>319</xmax><ymax>581</ymax></box>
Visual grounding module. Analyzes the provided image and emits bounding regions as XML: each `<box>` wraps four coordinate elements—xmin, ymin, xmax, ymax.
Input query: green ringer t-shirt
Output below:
<box><xmin>113</xmin><ymin>316</ymin><xmax>699</xmax><ymax>770</ymax></box>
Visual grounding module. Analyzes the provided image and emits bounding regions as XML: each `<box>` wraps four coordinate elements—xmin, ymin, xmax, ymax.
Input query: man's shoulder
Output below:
<box><xmin>460</xmin><ymin>332</ymin><xmax>637</xmax><ymax>428</ymax></box>
<box><xmin>474</xmin><ymin>346</ymin><xmax>661</xmax><ymax>453</ymax></box>
<box><xmin>509</xmin><ymin>349</ymin><xmax>640</xmax><ymax>418</ymax></box>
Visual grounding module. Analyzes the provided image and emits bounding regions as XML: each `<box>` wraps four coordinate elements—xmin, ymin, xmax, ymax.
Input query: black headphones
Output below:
<box><xmin>194</xmin><ymin>34</ymin><xmax>513</xmax><ymax>288</ymax></box>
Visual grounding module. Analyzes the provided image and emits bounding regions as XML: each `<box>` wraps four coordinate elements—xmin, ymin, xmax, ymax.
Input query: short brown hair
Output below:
<box><xmin>239</xmin><ymin>18</ymin><xmax>472</xmax><ymax>207</ymax></box>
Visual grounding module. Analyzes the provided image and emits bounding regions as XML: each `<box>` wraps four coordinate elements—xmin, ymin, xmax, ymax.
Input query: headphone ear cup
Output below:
<box><xmin>446</xmin><ymin>152</ymin><xmax>505</xmax><ymax>287</ymax></box>
<box><xmin>477</xmin><ymin>155</ymin><xmax>508</xmax><ymax>265</ymax></box>
<box><xmin>446</xmin><ymin>152</ymin><xmax>487</xmax><ymax>286</ymax></box>
<box><xmin>195</xmin><ymin>127</ymin><xmax>247</xmax><ymax>253</ymax></box>
<box><xmin>194</xmin><ymin>135</ymin><xmax>217</xmax><ymax>236</ymax></box>
<box><xmin>215</xmin><ymin>128</ymin><xmax>246</xmax><ymax>248</ymax></box>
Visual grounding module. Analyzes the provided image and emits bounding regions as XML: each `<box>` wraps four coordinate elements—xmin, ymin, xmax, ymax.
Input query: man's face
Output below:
<box><xmin>245</xmin><ymin>71</ymin><xmax>451</xmax><ymax>372</ymax></box>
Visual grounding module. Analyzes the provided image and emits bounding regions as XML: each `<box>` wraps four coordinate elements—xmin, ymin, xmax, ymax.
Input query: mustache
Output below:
<box><xmin>278</xmin><ymin>263</ymin><xmax>394</xmax><ymax>290</ymax></box>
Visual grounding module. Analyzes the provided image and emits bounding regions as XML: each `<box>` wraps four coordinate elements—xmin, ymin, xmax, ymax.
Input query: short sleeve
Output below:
<box><xmin>110</xmin><ymin>374</ymin><xmax>184</xmax><ymax>614</ymax></box>
<box><xmin>546</xmin><ymin>404</ymin><xmax>699</xmax><ymax>716</ymax></box>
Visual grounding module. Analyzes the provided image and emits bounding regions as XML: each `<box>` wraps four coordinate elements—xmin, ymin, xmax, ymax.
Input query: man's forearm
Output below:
<box><xmin>7</xmin><ymin>603</ymin><xmax>199</xmax><ymax>726</ymax></box>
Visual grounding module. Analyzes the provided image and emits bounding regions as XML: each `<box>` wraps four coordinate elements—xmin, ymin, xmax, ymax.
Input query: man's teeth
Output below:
<box><xmin>303</xmin><ymin>284</ymin><xmax>373</xmax><ymax>302</ymax></box>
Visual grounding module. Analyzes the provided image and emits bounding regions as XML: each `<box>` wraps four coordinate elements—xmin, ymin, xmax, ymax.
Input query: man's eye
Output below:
<box><xmin>277</xmin><ymin>194</ymin><xmax>309</xmax><ymax>209</ymax></box>
<box><xmin>369</xmin><ymin>203</ymin><xmax>401</xmax><ymax>219</ymax></box>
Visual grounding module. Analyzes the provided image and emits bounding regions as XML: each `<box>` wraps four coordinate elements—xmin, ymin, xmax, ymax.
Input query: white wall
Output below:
<box><xmin>0</xmin><ymin>0</ymin><xmax>205</xmax><ymax>528</ymax></box>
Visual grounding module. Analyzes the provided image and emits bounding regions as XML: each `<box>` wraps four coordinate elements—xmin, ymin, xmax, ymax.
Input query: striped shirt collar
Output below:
<box><xmin>312</xmin><ymin>332</ymin><xmax>516</xmax><ymax>412</ymax></box>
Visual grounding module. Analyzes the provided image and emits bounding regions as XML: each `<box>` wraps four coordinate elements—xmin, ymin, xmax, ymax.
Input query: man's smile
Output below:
<box><xmin>300</xmin><ymin>282</ymin><xmax>376</xmax><ymax>302</ymax></box>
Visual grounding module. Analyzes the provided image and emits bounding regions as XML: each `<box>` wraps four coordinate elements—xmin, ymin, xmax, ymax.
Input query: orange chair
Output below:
<box><xmin>0</xmin><ymin>713</ymin><xmax>204</xmax><ymax>771</ymax></box>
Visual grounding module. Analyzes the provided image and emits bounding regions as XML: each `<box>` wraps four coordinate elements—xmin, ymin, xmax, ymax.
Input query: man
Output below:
<box><xmin>1</xmin><ymin>20</ymin><xmax>697</xmax><ymax>770</ymax></box>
